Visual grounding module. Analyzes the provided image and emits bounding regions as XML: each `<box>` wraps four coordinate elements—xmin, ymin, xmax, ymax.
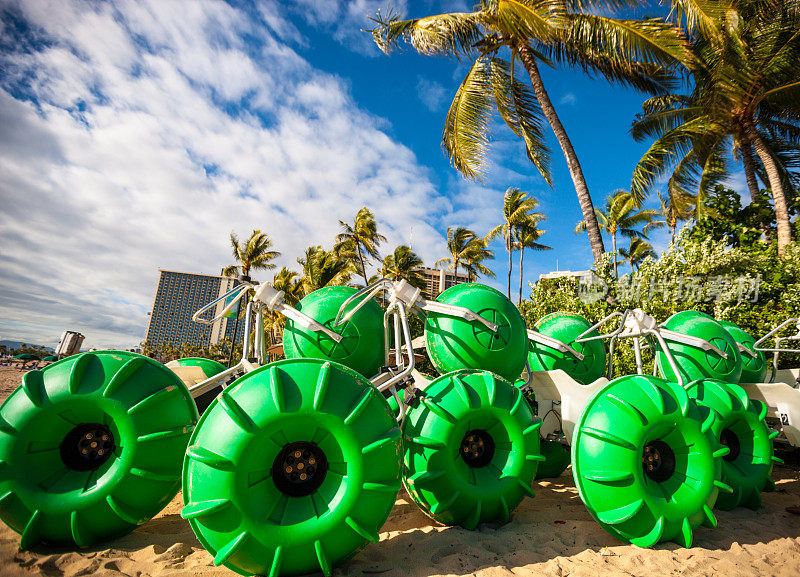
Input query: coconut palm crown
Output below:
<box><xmin>222</xmin><ymin>230</ymin><xmax>280</xmax><ymax>278</ymax></box>
<box><xmin>372</xmin><ymin>0</ymin><xmax>692</xmax><ymax>263</ymax></box>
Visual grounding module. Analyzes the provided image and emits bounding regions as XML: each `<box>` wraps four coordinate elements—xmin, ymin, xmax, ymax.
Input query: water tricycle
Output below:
<box><xmin>0</xmin><ymin>278</ymin><xmax>795</xmax><ymax>577</ymax></box>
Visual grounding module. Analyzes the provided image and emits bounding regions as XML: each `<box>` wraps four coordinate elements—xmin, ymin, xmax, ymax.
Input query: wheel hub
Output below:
<box><xmin>720</xmin><ymin>428</ymin><xmax>741</xmax><ymax>461</ymax></box>
<box><xmin>642</xmin><ymin>439</ymin><xmax>675</xmax><ymax>482</ymax></box>
<box><xmin>460</xmin><ymin>429</ymin><xmax>495</xmax><ymax>468</ymax></box>
<box><xmin>60</xmin><ymin>423</ymin><xmax>116</xmax><ymax>471</ymax></box>
<box><xmin>272</xmin><ymin>441</ymin><xmax>328</xmax><ymax>497</ymax></box>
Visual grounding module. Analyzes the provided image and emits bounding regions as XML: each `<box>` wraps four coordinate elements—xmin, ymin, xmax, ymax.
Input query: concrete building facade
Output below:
<box><xmin>414</xmin><ymin>267</ymin><xmax>473</xmax><ymax>299</ymax></box>
<box><xmin>144</xmin><ymin>270</ymin><xmax>242</xmax><ymax>348</ymax></box>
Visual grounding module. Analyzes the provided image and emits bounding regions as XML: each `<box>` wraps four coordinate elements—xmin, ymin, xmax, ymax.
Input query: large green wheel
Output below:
<box><xmin>283</xmin><ymin>286</ymin><xmax>385</xmax><ymax>379</ymax></box>
<box><xmin>572</xmin><ymin>374</ymin><xmax>727</xmax><ymax>547</ymax></box>
<box><xmin>167</xmin><ymin>357</ymin><xmax>228</xmax><ymax>414</ymax></box>
<box><xmin>425</xmin><ymin>284</ymin><xmax>528</xmax><ymax>382</ymax></box>
<box><xmin>656</xmin><ymin>311</ymin><xmax>743</xmax><ymax>384</ymax></box>
<box><xmin>528</xmin><ymin>312</ymin><xmax>607</xmax><ymax>385</ymax></box>
<box><xmin>0</xmin><ymin>351</ymin><xmax>198</xmax><ymax>548</ymax></box>
<box><xmin>685</xmin><ymin>379</ymin><xmax>778</xmax><ymax>510</ymax></box>
<box><xmin>402</xmin><ymin>370</ymin><xmax>542</xmax><ymax>529</ymax></box>
<box><xmin>535</xmin><ymin>440</ymin><xmax>571</xmax><ymax>479</ymax></box>
<box><xmin>717</xmin><ymin>321</ymin><xmax>768</xmax><ymax>383</ymax></box>
<box><xmin>182</xmin><ymin>358</ymin><xmax>401</xmax><ymax>577</ymax></box>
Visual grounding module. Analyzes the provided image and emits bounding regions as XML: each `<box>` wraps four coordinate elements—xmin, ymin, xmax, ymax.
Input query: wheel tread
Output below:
<box><xmin>218</xmin><ymin>392</ymin><xmax>257</xmax><ymax>434</ymax></box>
<box><xmin>214</xmin><ymin>531</ymin><xmax>248</xmax><ymax>566</ymax></box>
<box><xmin>19</xmin><ymin>509</ymin><xmax>41</xmax><ymax>550</ymax></box>
<box><xmin>313</xmin><ymin>363</ymin><xmax>331</xmax><ymax>410</ymax></box>
<box><xmin>315</xmin><ymin>539</ymin><xmax>332</xmax><ymax>577</ymax></box>
<box><xmin>186</xmin><ymin>445</ymin><xmax>236</xmax><ymax>471</ymax></box>
<box><xmin>581</xmin><ymin>426</ymin><xmax>637</xmax><ymax>451</ymax></box>
<box><xmin>595</xmin><ymin>498</ymin><xmax>644</xmax><ymax>525</ymax></box>
<box><xmin>127</xmin><ymin>386</ymin><xmax>179</xmax><ymax>415</ymax></box>
<box><xmin>68</xmin><ymin>353</ymin><xmax>93</xmax><ymax>394</ymax></box>
<box><xmin>269</xmin><ymin>366</ymin><xmax>285</xmax><ymax>412</ymax></box>
<box><xmin>102</xmin><ymin>357</ymin><xmax>147</xmax><ymax>398</ymax></box>
<box><xmin>344</xmin><ymin>388</ymin><xmax>375</xmax><ymax>425</ymax></box>
<box><xmin>70</xmin><ymin>510</ymin><xmax>90</xmax><ymax>548</ymax></box>
<box><xmin>182</xmin><ymin>498</ymin><xmax>232</xmax><ymax>520</ymax></box>
<box><xmin>345</xmin><ymin>515</ymin><xmax>379</xmax><ymax>543</ymax></box>
<box><xmin>21</xmin><ymin>371</ymin><xmax>46</xmax><ymax>407</ymax></box>
<box><xmin>450</xmin><ymin>374</ymin><xmax>474</xmax><ymax>408</ymax></box>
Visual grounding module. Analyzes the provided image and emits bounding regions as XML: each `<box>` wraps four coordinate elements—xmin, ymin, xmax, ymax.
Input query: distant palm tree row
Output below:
<box><xmin>371</xmin><ymin>0</ymin><xmax>798</xmax><ymax>261</ymax></box>
<box><xmin>224</xmin><ymin>190</ymin><xmax>560</xmax><ymax>308</ymax></box>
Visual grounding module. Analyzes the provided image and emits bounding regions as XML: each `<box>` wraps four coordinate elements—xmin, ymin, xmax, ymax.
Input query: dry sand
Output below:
<box><xmin>1</xmin><ymin>366</ymin><xmax>800</xmax><ymax>577</ymax></box>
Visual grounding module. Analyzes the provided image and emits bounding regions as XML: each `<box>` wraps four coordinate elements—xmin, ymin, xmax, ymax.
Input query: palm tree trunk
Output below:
<box><xmin>513</xmin><ymin>40</ymin><xmax>606</xmax><ymax>263</ymax></box>
<box><xmin>612</xmin><ymin>233</ymin><xmax>618</xmax><ymax>278</ymax></box>
<box><xmin>356</xmin><ymin>243</ymin><xmax>369</xmax><ymax>285</ymax></box>
<box><xmin>671</xmin><ymin>222</ymin><xmax>676</xmax><ymax>244</ymax></box>
<box><xmin>507</xmin><ymin>234</ymin><xmax>513</xmax><ymax>299</ymax></box>
<box><xmin>739</xmin><ymin>134</ymin><xmax>761</xmax><ymax>200</ymax></box>
<box><xmin>747</xmin><ymin>126</ymin><xmax>792</xmax><ymax>255</ymax></box>
<box><xmin>518</xmin><ymin>244</ymin><xmax>525</xmax><ymax>305</ymax></box>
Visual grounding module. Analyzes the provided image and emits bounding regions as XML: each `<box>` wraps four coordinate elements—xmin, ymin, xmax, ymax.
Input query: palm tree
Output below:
<box><xmin>435</xmin><ymin>226</ymin><xmax>495</xmax><ymax>282</ymax></box>
<box><xmin>380</xmin><ymin>245</ymin><xmax>426</xmax><ymax>288</ymax></box>
<box><xmin>631</xmin><ymin>1</ymin><xmax>800</xmax><ymax>255</ymax></box>
<box><xmin>335</xmin><ymin>207</ymin><xmax>387</xmax><ymax>284</ymax></box>
<box><xmin>515</xmin><ymin>221</ymin><xmax>551</xmax><ymax>304</ymax></box>
<box><xmin>486</xmin><ymin>187</ymin><xmax>545</xmax><ymax>298</ymax></box>
<box><xmin>620</xmin><ymin>237</ymin><xmax>656</xmax><ymax>272</ymax></box>
<box><xmin>654</xmin><ymin>190</ymin><xmax>694</xmax><ymax>243</ymax></box>
<box><xmin>298</xmin><ymin>246</ymin><xmax>353</xmax><ymax>295</ymax></box>
<box><xmin>222</xmin><ymin>230</ymin><xmax>280</xmax><ymax>278</ymax></box>
<box><xmin>272</xmin><ymin>266</ymin><xmax>303</xmax><ymax>307</ymax></box>
<box><xmin>576</xmin><ymin>190</ymin><xmax>661</xmax><ymax>278</ymax></box>
<box><xmin>462</xmin><ymin>236</ymin><xmax>496</xmax><ymax>281</ymax></box>
<box><xmin>372</xmin><ymin>2</ymin><xmax>691</xmax><ymax>263</ymax></box>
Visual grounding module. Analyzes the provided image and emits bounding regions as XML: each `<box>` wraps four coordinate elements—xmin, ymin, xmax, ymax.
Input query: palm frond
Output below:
<box><xmin>371</xmin><ymin>8</ymin><xmax>485</xmax><ymax>58</ymax></box>
<box><xmin>443</xmin><ymin>57</ymin><xmax>494</xmax><ymax>180</ymax></box>
<box><xmin>490</xmin><ymin>57</ymin><xmax>552</xmax><ymax>184</ymax></box>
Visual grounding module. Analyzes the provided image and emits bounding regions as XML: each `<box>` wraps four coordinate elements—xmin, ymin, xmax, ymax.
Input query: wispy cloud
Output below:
<box><xmin>560</xmin><ymin>92</ymin><xmax>577</xmax><ymax>106</ymax></box>
<box><xmin>0</xmin><ymin>0</ymin><xmax>445</xmax><ymax>348</ymax></box>
<box><xmin>416</xmin><ymin>76</ymin><xmax>449</xmax><ymax>111</ymax></box>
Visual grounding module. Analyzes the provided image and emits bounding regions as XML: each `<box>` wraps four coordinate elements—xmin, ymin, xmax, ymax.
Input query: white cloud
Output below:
<box><xmin>416</xmin><ymin>76</ymin><xmax>449</xmax><ymax>111</ymax></box>
<box><xmin>0</xmin><ymin>0</ymin><xmax>446</xmax><ymax>348</ymax></box>
<box><xmin>560</xmin><ymin>92</ymin><xmax>577</xmax><ymax>106</ymax></box>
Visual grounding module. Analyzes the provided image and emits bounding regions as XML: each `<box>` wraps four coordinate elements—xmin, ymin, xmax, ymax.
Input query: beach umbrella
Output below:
<box><xmin>13</xmin><ymin>353</ymin><xmax>38</xmax><ymax>360</ymax></box>
<box><xmin>42</xmin><ymin>355</ymin><xmax>59</xmax><ymax>362</ymax></box>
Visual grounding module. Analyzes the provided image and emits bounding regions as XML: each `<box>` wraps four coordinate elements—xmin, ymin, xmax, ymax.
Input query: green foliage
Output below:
<box><xmin>521</xmin><ymin>229</ymin><xmax>800</xmax><ymax>375</ymax></box>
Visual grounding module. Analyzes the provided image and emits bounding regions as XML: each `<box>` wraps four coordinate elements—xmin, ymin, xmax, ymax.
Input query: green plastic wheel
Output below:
<box><xmin>0</xmin><ymin>351</ymin><xmax>198</xmax><ymax>548</ymax></box>
<box><xmin>425</xmin><ymin>284</ymin><xmax>528</xmax><ymax>382</ymax></box>
<box><xmin>283</xmin><ymin>286</ymin><xmax>385</xmax><ymax>379</ymax></box>
<box><xmin>167</xmin><ymin>357</ymin><xmax>228</xmax><ymax>414</ymax></box>
<box><xmin>402</xmin><ymin>370</ymin><xmax>542</xmax><ymax>528</ymax></box>
<box><xmin>717</xmin><ymin>321</ymin><xmax>768</xmax><ymax>383</ymax></box>
<box><xmin>656</xmin><ymin>311</ymin><xmax>743</xmax><ymax>384</ymax></box>
<box><xmin>572</xmin><ymin>374</ymin><xmax>726</xmax><ymax>547</ymax></box>
<box><xmin>535</xmin><ymin>440</ymin><xmax>571</xmax><ymax>479</ymax></box>
<box><xmin>685</xmin><ymin>379</ymin><xmax>778</xmax><ymax>510</ymax></box>
<box><xmin>182</xmin><ymin>358</ymin><xmax>401</xmax><ymax>577</ymax></box>
<box><xmin>168</xmin><ymin>357</ymin><xmax>226</xmax><ymax>378</ymax></box>
<box><xmin>528</xmin><ymin>312</ymin><xmax>606</xmax><ymax>385</ymax></box>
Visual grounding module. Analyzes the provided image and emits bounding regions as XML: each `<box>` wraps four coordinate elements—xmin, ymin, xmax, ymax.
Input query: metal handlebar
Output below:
<box><xmin>527</xmin><ymin>329</ymin><xmax>585</xmax><ymax>361</ymax></box>
<box><xmin>754</xmin><ymin>318</ymin><xmax>800</xmax><ymax>381</ymax></box>
<box><xmin>333</xmin><ymin>279</ymin><xmax>499</xmax><ymax>333</ymax></box>
<box><xmin>191</xmin><ymin>283</ymin><xmax>252</xmax><ymax>325</ymax></box>
<box><xmin>574</xmin><ymin>308</ymin><xmax>724</xmax><ymax>387</ymax></box>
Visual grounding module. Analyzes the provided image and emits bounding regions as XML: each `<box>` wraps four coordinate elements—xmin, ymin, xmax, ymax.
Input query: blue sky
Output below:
<box><xmin>0</xmin><ymin>0</ymin><xmax>739</xmax><ymax>348</ymax></box>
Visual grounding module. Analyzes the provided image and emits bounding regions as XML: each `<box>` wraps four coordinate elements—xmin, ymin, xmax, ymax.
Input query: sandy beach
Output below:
<box><xmin>1</xmin><ymin>366</ymin><xmax>799</xmax><ymax>577</ymax></box>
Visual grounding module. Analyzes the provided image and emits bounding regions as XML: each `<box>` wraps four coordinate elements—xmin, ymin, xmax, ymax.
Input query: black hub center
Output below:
<box><xmin>272</xmin><ymin>441</ymin><xmax>328</xmax><ymax>497</ymax></box>
<box><xmin>720</xmin><ymin>428</ymin><xmax>741</xmax><ymax>461</ymax></box>
<box><xmin>642</xmin><ymin>439</ymin><xmax>675</xmax><ymax>482</ymax></box>
<box><xmin>460</xmin><ymin>429</ymin><xmax>495</xmax><ymax>468</ymax></box>
<box><xmin>60</xmin><ymin>423</ymin><xmax>116</xmax><ymax>471</ymax></box>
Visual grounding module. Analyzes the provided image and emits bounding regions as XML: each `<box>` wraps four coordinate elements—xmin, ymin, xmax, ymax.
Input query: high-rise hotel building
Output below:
<box><xmin>144</xmin><ymin>270</ymin><xmax>243</xmax><ymax>348</ymax></box>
